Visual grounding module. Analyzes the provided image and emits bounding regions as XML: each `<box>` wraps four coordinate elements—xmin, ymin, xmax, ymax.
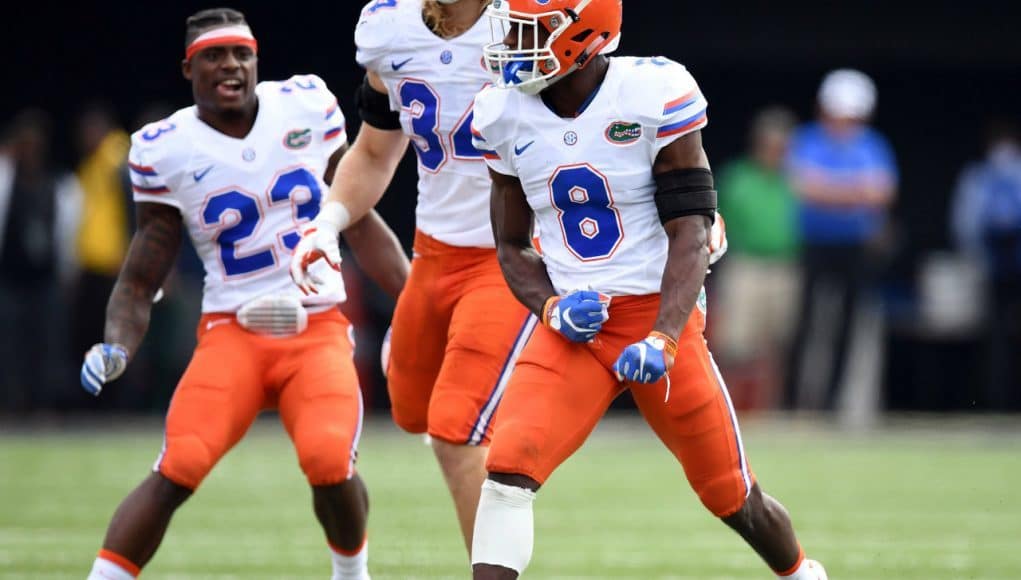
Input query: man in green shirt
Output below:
<box><xmin>713</xmin><ymin>107</ymin><xmax>800</xmax><ymax>408</ymax></box>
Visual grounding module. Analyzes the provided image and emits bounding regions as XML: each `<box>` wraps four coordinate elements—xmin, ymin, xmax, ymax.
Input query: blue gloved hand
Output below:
<box><xmin>613</xmin><ymin>331</ymin><xmax>678</xmax><ymax>384</ymax></box>
<box><xmin>80</xmin><ymin>343</ymin><xmax>129</xmax><ymax>396</ymax></box>
<box><xmin>541</xmin><ymin>290</ymin><xmax>610</xmax><ymax>343</ymax></box>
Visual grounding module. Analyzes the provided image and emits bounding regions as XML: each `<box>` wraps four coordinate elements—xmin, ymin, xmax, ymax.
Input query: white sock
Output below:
<box><xmin>779</xmin><ymin>557</ymin><xmax>826</xmax><ymax>579</ymax></box>
<box><xmin>330</xmin><ymin>539</ymin><xmax>369</xmax><ymax>580</ymax></box>
<box><xmin>471</xmin><ymin>479</ymin><xmax>537</xmax><ymax>574</ymax></box>
<box><xmin>87</xmin><ymin>556</ymin><xmax>136</xmax><ymax>580</ymax></box>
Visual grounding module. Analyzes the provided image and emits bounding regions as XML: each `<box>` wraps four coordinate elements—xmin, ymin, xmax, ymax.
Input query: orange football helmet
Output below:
<box><xmin>483</xmin><ymin>0</ymin><xmax>622</xmax><ymax>94</ymax></box>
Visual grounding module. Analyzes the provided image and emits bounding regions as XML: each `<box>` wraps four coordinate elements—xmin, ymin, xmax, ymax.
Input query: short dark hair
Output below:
<box><xmin>184</xmin><ymin>8</ymin><xmax>248</xmax><ymax>49</ymax></box>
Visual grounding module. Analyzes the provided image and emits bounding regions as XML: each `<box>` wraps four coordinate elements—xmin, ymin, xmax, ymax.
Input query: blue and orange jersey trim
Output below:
<box><xmin>325</xmin><ymin>100</ymin><xmax>339</xmax><ymax>120</ymax></box>
<box><xmin>480</xmin><ymin>149</ymin><xmax>500</xmax><ymax>160</ymax></box>
<box><xmin>324</xmin><ymin>124</ymin><xmax>345</xmax><ymax>141</ymax></box>
<box><xmin>470</xmin><ymin>125</ymin><xmax>486</xmax><ymax>142</ymax></box>
<box><xmin>132</xmin><ymin>184</ymin><xmax>171</xmax><ymax>194</ymax></box>
<box><xmin>663</xmin><ymin>89</ymin><xmax>701</xmax><ymax>116</ymax></box>
<box><xmin>657</xmin><ymin>108</ymin><xmax>708</xmax><ymax>138</ymax></box>
<box><xmin>128</xmin><ymin>162</ymin><xmax>158</xmax><ymax>176</ymax></box>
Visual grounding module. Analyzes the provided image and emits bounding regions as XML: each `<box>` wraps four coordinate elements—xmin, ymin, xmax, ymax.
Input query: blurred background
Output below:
<box><xmin>1</xmin><ymin>0</ymin><xmax>1019</xmax><ymax>421</ymax></box>
<box><xmin>3</xmin><ymin>2</ymin><xmax>1021</xmax><ymax>578</ymax></box>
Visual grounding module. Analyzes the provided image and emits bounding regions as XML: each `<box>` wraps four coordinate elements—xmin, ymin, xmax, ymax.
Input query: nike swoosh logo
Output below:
<box><xmin>514</xmin><ymin>141</ymin><xmax>535</xmax><ymax>156</ymax></box>
<box><xmin>391</xmin><ymin>57</ymin><xmax>413</xmax><ymax>71</ymax></box>
<box><xmin>193</xmin><ymin>165</ymin><xmax>214</xmax><ymax>182</ymax></box>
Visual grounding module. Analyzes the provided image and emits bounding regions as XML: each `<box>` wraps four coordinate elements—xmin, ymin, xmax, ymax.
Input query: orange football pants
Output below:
<box><xmin>486</xmin><ymin>294</ymin><xmax>755</xmax><ymax>517</ymax></box>
<box><xmin>155</xmin><ymin>308</ymin><xmax>363</xmax><ymax>490</ymax></box>
<box><xmin>387</xmin><ymin>230</ymin><xmax>535</xmax><ymax>445</ymax></box>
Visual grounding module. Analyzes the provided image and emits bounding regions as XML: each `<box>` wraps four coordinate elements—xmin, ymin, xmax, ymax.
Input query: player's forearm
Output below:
<box><xmin>653</xmin><ymin>216</ymin><xmax>711</xmax><ymax>339</ymax></box>
<box><xmin>103</xmin><ymin>203</ymin><xmax>183</xmax><ymax>360</ymax></box>
<box><xmin>342</xmin><ymin>210</ymin><xmax>410</xmax><ymax>300</ymax></box>
<box><xmin>104</xmin><ymin>281</ymin><xmax>155</xmax><ymax>359</ymax></box>
<box><xmin>325</xmin><ymin>132</ymin><xmax>408</xmax><ymax>226</ymax></box>
<box><xmin>497</xmin><ymin>243</ymin><xmax>557</xmax><ymax>317</ymax></box>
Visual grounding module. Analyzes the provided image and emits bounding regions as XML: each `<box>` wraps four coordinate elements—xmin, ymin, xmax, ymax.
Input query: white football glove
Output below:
<box><xmin>708</xmin><ymin>213</ymin><xmax>728</xmax><ymax>265</ymax></box>
<box><xmin>289</xmin><ymin>201</ymin><xmax>351</xmax><ymax>295</ymax></box>
<box><xmin>80</xmin><ymin>343</ymin><xmax>128</xmax><ymax>396</ymax></box>
<box><xmin>290</xmin><ymin>225</ymin><xmax>343</xmax><ymax>295</ymax></box>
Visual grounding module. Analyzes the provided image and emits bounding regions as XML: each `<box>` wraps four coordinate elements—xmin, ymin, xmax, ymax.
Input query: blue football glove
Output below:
<box><xmin>613</xmin><ymin>331</ymin><xmax>678</xmax><ymax>384</ymax></box>
<box><xmin>541</xmin><ymin>290</ymin><xmax>610</xmax><ymax>343</ymax></box>
<box><xmin>80</xmin><ymin>343</ymin><xmax>129</xmax><ymax>396</ymax></box>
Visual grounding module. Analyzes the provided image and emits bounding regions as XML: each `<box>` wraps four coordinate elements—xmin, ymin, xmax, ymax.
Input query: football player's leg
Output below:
<box><xmin>90</xmin><ymin>318</ymin><xmax>266</xmax><ymax>577</ymax></box>
<box><xmin>473</xmin><ymin>325</ymin><xmax>621</xmax><ymax>579</ymax></box>
<box><xmin>633</xmin><ymin>313</ymin><xmax>822</xmax><ymax>578</ymax></box>
<box><xmin>277</xmin><ymin>310</ymin><xmax>369</xmax><ymax>579</ymax></box>
<box><xmin>386</xmin><ymin>255</ymin><xmax>451</xmax><ymax>435</ymax></box>
<box><xmin>428</xmin><ymin>261</ymin><xmax>535</xmax><ymax>551</ymax></box>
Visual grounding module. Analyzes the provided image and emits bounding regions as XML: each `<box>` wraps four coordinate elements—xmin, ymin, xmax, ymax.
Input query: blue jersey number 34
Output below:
<box><xmin>398</xmin><ymin>79</ymin><xmax>483</xmax><ymax>172</ymax></box>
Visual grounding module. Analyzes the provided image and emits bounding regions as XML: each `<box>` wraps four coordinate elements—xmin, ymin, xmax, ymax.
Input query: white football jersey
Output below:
<box><xmin>355</xmin><ymin>0</ymin><xmax>494</xmax><ymax>248</ymax></box>
<box><xmin>472</xmin><ymin>57</ymin><xmax>709</xmax><ymax>296</ymax></box>
<box><xmin>129</xmin><ymin>75</ymin><xmax>348</xmax><ymax>313</ymax></box>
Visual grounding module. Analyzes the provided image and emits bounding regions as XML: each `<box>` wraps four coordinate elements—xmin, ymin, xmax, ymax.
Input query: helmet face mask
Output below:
<box><xmin>483</xmin><ymin>0</ymin><xmax>621</xmax><ymax>95</ymax></box>
<box><xmin>483</xmin><ymin>3</ymin><xmax>569</xmax><ymax>95</ymax></box>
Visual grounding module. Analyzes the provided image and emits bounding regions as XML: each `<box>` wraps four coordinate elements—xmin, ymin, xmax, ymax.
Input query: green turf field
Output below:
<box><xmin>2</xmin><ymin>415</ymin><xmax>1020</xmax><ymax>579</ymax></box>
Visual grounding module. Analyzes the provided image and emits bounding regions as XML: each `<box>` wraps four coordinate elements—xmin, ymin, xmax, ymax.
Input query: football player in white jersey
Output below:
<box><xmin>468</xmin><ymin>1</ymin><xmax>827</xmax><ymax>579</ymax></box>
<box><xmin>289</xmin><ymin>0</ymin><xmax>534</xmax><ymax>554</ymax></box>
<box><xmin>78</xmin><ymin>9</ymin><xmax>408</xmax><ymax>580</ymax></box>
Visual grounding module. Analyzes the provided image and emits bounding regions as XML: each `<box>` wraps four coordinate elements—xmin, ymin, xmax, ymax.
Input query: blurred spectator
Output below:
<box><xmin>785</xmin><ymin>69</ymin><xmax>898</xmax><ymax>411</ymax></box>
<box><xmin>950</xmin><ymin>119</ymin><xmax>1021</xmax><ymax>409</ymax></box>
<box><xmin>0</xmin><ymin>110</ymin><xmax>76</xmax><ymax>411</ymax></box>
<box><xmin>713</xmin><ymin>107</ymin><xmax>800</xmax><ymax>408</ymax></box>
<box><xmin>70</xmin><ymin>104</ymin><xmax>131</xmax><ymax>366</ymax></box>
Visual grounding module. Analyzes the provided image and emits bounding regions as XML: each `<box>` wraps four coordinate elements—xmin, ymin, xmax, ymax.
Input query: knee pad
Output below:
<box><xmin>298</xmin><ymin>433</ymin><xmax>354</xmax><ymax>486</ymax></box>
<box><xmin>471</xmin><ymin>479</ymin><xmax>536</xmax><ymax>574</ymax></box>
<box><xmin>696</xmin><ymin>474</ymin><xmax>750</xmax><ymax>518</ymax></box>
<box><xmin>425</xmin><ymin>395</ymin><xmax>480</xmax><ymax>445</ymax></box>
<box><xmin>390</xmin><ymin>404</ymin><xmax>429</xmax><ymax>435</ymax></box>
<box><xmin>484</xmin><ymin>424</ymin><xmax>545</xmax><ymax>482</ymax></box>
<box><xmin>156</xmin><ymin>434</ymin><xmax>214</xmax><ymax>490</ymax></box>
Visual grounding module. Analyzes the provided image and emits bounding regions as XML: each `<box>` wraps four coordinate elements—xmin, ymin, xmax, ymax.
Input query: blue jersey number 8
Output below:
<box><xmin>398</xmin><ymin>79</ymin><xmax>483</xmax><ymax>172</ymax></box>
<box><xmin>549</xmin><ymin>164</ymin><xmax>623</xmax><ymax>261</ymax></box>
<box><xmin>201</xmin><ymin>167</ymin><xmax>322</xmax><ymax>277</ymax></box>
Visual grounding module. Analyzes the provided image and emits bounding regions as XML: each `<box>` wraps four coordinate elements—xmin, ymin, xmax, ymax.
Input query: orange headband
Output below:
<box><xmin>185</xmin><ymin>25</ymin><xmax>258</xmax><ymax>61</ymax></box>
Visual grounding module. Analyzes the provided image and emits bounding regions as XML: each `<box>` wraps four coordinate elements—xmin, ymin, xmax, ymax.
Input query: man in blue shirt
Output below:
<box><xmin>785</xmin><ymin>69</ymin><xmax>897</xmax><ymax>410</ymax></box>
<box><xmin>951</xmin><ymin>119</ymin><xmax>1021</xmax><ymax>409</ymax></box>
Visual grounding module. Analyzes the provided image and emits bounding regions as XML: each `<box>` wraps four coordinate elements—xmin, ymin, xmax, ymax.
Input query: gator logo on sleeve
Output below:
<box><xmin>283</xmin><ymin>128</ymin><xmax>312</xmax><ymax>150</ymax></box>
<box><xmin>604</xmin><ymin>121</ymin><xmax>642</xmax><ymax>145</ymax></box>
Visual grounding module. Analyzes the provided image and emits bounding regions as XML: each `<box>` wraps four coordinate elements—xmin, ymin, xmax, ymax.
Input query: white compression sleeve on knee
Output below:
<box><xmin>471</xmin><ymin>479</ymin><xmax>537</xmax><ymax>574</ymax></box>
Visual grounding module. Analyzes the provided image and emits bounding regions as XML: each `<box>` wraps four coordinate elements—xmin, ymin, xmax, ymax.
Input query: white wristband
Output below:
<box><xmin>316</xmin><ymin>201</ymin><xmax>352</xmax><ymax>235</ymax></box>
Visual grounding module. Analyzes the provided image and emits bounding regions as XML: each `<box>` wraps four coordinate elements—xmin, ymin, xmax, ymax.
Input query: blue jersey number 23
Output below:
<box><xmin>201</xmin><ymin>167</ymin><xmax>322</xmax><ymax>277</ymax></box>
<box><xmin>549</xmin><ymin>164</ymin><xmax>624</xmax><ymax>261</ymax></box>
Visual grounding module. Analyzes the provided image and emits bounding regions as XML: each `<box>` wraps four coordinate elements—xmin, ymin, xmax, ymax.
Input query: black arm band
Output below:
<box><xmin>354</xmin><ymin>75</ymin><xmax>401</xmax><ymax>130</ymax></box>
<box><xmin>653</xmin><ymin>168</ymin><xmax>717</xmax><ymax>225</ymax></box>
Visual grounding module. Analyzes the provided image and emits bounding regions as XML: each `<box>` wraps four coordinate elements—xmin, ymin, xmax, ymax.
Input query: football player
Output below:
<box><xmin>289</xmin><ymin>0</ymin><xmax>534</xmax><ymax>554</ymax></box>
<box><xmin>468</xmin><ymin>1</ymin><xmax>827</xmax><ymax>579</ymax></box>
<box><xmin>80</xmin><ymin>8</ymin><xmax>408</xmax><ymax>580</ymax></box>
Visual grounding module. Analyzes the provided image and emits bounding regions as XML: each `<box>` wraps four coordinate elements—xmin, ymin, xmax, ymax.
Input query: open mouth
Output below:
<box><xmin>216</xmin><ymin>78</ymin><xmax>244</xmax><ymax>99</ymax></box>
